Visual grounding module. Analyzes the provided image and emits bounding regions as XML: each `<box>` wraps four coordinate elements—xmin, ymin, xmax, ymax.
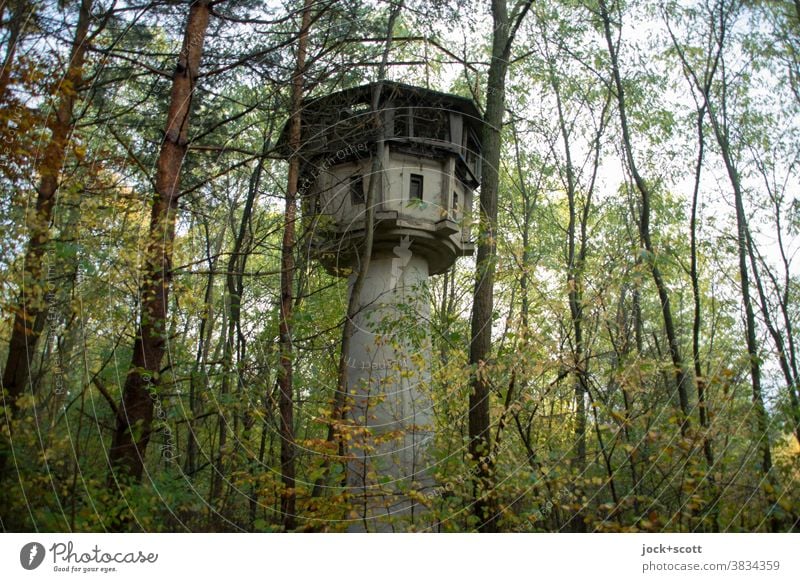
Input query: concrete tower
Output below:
<box><xmin>280</xmin><ymin>82</ymin><xmax>482</xmax><ymax>531</ymax></box>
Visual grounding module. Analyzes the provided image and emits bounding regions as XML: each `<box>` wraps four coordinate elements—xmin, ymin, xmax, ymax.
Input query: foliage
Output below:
<box><xmin>0</xmin><ymin>0</ymin><xmax>798</xmax><ymax>532</ymax></box>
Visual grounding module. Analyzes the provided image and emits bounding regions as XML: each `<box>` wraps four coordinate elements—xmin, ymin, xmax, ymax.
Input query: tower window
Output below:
<box><xmin>465</xmin><ymin>130</ymin><xmax>481</xmax><ymax>177</ymax></box>
<box><xmin>452</xmin><ymin>191</ymin><xmax>458</xmax><ymax>211</ymax></box>
<box><xmin>409</xmin><ymin>173</ymin><xmax>423</xmax><ymax>200</ymax></box>
<box><xmin>350</xmin><ymin>175</ymin><xmax>364</xmax><ymax>205</ymax></box>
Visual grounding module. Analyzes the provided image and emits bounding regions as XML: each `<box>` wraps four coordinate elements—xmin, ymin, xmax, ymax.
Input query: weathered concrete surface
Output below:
<box><xmin>344</xmin><ymin>252</ymin><xmax>435</xmax><ymax>532</ymax></box>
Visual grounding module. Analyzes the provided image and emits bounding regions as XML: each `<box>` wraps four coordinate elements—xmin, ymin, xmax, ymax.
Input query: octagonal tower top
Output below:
<box><xmin>278</xmin><ymin>81</ymin><xmax>483</xmax><ymax>276</ymax></box>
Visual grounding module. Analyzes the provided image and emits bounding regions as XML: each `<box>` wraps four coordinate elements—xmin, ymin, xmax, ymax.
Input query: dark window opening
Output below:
<box><xmin>452</xmin><ymin>191</ymin><xmax>458</xmax><ymax>211</ymax></box>
<box><xmin>410</xmin><ymin>174</ymin><xmax>423</xmax><ymax>200</ymax></box>
<box><xmin>393</xmin><ymin>107</ymin><xmax>448</xmax><ymax>141</ymax></box>
<box><xmin>350</xmin><ymin>175</ymin><xmax>364</xmax><ymax>205</ymax></box>
<box><xmin>466</xmin><ymin>134</ymin><xmax>480</xmax><ymax>173</ymax></box>
<box><xmin>394</xmin><ymin>107</ymin><xmax>411</xmax><ymax>137</ymax></box>
<box><xmin>414</xmin><ymin>109</ymin><xmax>448</xmax><ymax>140</ymax></box>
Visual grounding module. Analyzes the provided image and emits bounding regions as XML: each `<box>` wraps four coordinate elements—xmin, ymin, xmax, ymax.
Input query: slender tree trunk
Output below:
<box><xmin>598</xmin><ymin>0</ymin><xmax>691</xmax><ymax>432</ymax></box>
<box><xmin>108</xmin><ymin>0</ymin><xmax>211</xmax><ymax>487</ymax></box>
<box><xmin>704</xmin><ymin>98</ymin><xmax>779</xmax><ymax>531</ymax></box>
<box><xmin>687</xmin><ymin>105</ymin><xmax>720</xmax><ymax>531</ymax></box>
<box><xmin>669</xmin><ymin>0</ymin><xmax>781</xmax><ymax>529</ymax></box>
<box><xmin>610</xmin><ymin>283</ymin><xmax>642</xmax><ymax>515</ymax></box>
<box><xmin>662</xmin><ymin>10</ymin><xmax>728</xmax><ymax>529</ymax></box>
<box><xmin>278</xmin><ymin>0</ymin><xmax>313</xmax><ymax>531</ymax></box>
<box><xmin>559</xmin><ymin>88</ymin><xmax>588</xmax><ymax>478</ymax></box>
<box><xmin>689</xmin><ymin>108</ymin><xmax>714</xmax><ymax>459</ymax></box>
<box><xmin>746</xmin><ymin>168</ymin><xmax>800</xmax><ymax>446</ymax></box>
<box><xmin>746</xmin><ymin>230</ymin><xmax>800</xmax><ymax>446</ymax></box>
<box><xmin>467</xmin><ymin>3</ymin><xmax>505</xmax><ymax>530</ymax></box>
<box><xmin>550</xmin><ymin>68</ymin><xmax>588</xmax><ymax>531</ymax></box>
<box><xmin>186</xmin><ymin>217</ymin><xmax>226</xmax><ymax>476</ymax></box>
<box><xmin>0</xmin><ymin>0</ymin><xmax>25</xmax><ymax>99</ymax></box>
<box><xmin>312</xmin><ymin>2</ymin><xmax>402</xmax><ymax>505</ymax></box>
<box><xmin>747</xmin><ymin>242</ymin><xmax>800</xmax><ymax>443</ymax></box>
<box><xmin>467</xmin><ymin>0</ymin><xmax>533</xmax><ymax>533</ymax></box>
<box><xmin>1</xmin><ymin>0</ymin><xmax>92</xmax><ymax>480</ymax></box>
<box><xmin>210</xmin><ymin>319</ymin><xmax>232</xmax><ymax>527</ymax></box>
<box><xmin>207</xmin><ymin>134</ymin><xmax>271</xmax><ymax>527</ymax></box>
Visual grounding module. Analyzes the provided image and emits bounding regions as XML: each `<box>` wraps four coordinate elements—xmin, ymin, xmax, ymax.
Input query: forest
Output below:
<box><xmin>0</xmin><ymin>0</ymin><xmax>798</xmax><ymax>533</ymax></box>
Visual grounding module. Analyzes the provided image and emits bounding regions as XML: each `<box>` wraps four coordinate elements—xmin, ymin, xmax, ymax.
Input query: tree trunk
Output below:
<box><xmin>468</xmin><ymin>0</ymin><xmax>531</xmax><ymax>532</ymax></box>
<box><xmin>312</xmin><ymin>2</ymin><xmax>402</xmax><ymax>506</ymax></box>
<box><xmin>1</xmin><ymin>0</ymin><xmax>92</xmax><ymax>480</ymax></box>
<box><xmin>467</xmin><ymin>0</ymin><xmax>508</xmax><ymax>533</ymax></box>
<box><xmin>186</xmin><ymin>219</ymin><xmax>223</xmax><ymax>477</ymax></box>
<box><xmin>746</xmin><ymin>166</ymin><xmax>800</xmax><ymax>447</ymax></box>
<box><xmin>688</xmin><ymin>105</ymin><xmax>719</xmax><ymax>531</ymax></box>
<box><xmin>598</xmin><ymin>0</ymin><xmax>692</xmax><ymax>432</ymax></box>
<box><xmin>107</xmin><ymin>0</ymin><xmax>211</xmax><ymax>487</ymax></box>
<box><xmin>0</xmin><ymin>0</ymin><xmax>26</xmax><ymax>99</ymax></box>
<box><xmin>669</xmin><ymin>0</ymin><xmax>782</xmax><ymax>529</ymax></box>
<box><xmin>704</xmin><ymin>95</ymin><xmax>779</xmax><ymax>531</ymax></box>
<box><xmin>279</xmin><ymin>0</ymin><xmax>313</xmax><ymax>531</ymax></box>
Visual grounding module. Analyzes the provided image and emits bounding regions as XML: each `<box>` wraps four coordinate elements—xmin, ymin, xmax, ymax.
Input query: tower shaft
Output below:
<box><xmin>345</xmin><ymin>253</ymin><xmax>434</xmax><ymax>531</ymax></box>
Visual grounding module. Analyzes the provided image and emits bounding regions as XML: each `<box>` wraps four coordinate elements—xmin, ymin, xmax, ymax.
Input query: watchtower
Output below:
<box><xmin>279</xmin><ymin>81</ymin><xmax>482</xmax><ymax>531</ymax></box>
